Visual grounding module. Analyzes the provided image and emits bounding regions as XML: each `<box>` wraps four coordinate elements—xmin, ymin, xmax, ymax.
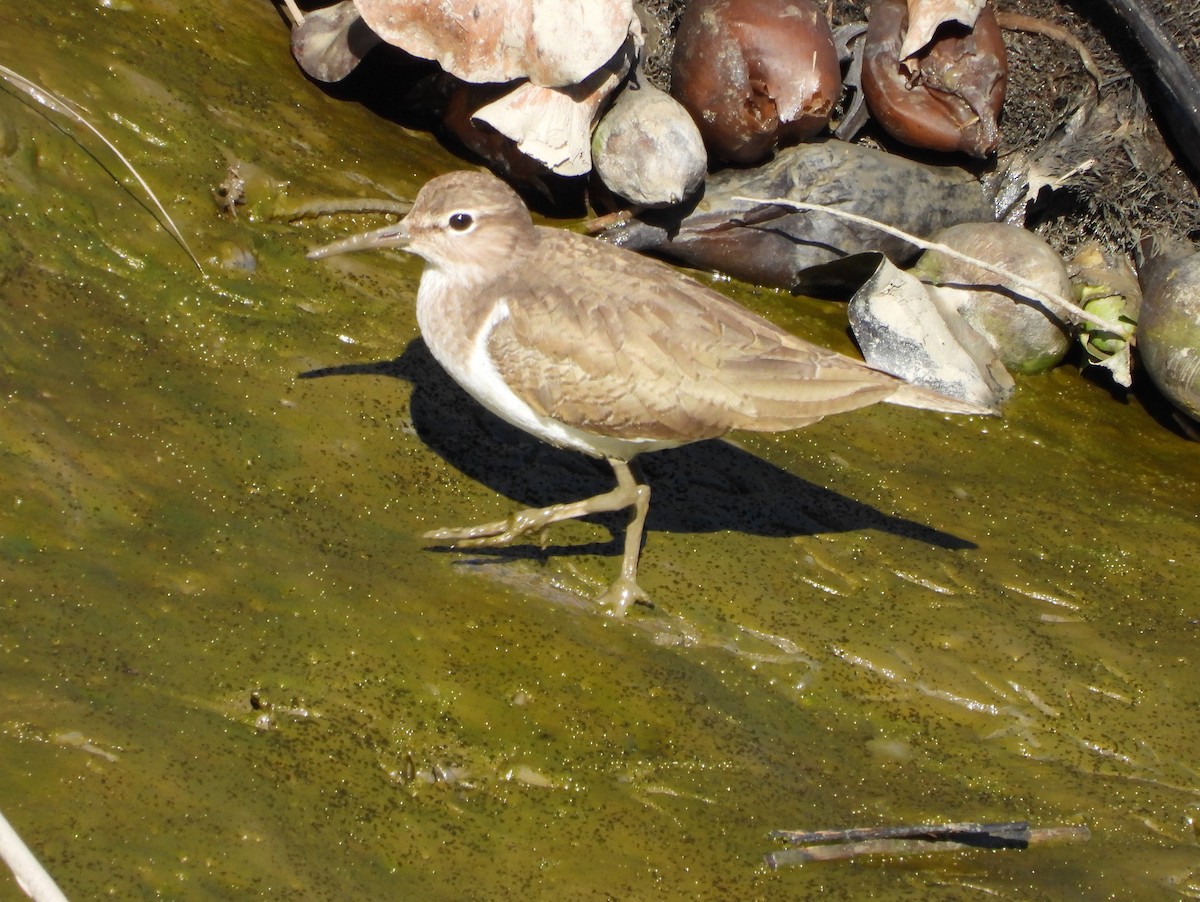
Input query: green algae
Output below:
<box><xmin>1</xmin><ymin>2</ymin><xmax>1199</xmax><ymax>899</ymax></box>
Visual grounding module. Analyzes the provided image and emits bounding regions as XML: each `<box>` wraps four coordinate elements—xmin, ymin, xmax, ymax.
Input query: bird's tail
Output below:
<box><xmin>886</xmin><ymin>382</ymin><xmax>999</xmax><ymax>417</ymax></box>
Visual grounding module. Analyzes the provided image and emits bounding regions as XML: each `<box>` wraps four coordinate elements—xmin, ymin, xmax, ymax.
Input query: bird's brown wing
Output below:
<box><xmin>484</xmin><ymin>228</ymin><xmax>906</xmax><ymax>442</ymax></box>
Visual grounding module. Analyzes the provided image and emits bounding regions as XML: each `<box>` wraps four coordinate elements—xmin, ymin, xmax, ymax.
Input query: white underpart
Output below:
<box><xmin>417</xmin><ymin>268</ymin><xmax>680</xmax><ymax>461</ymax></box>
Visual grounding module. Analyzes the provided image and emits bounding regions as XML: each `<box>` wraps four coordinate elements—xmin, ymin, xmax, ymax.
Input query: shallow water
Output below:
<box><xmin>1</xmin><ymin>2</ymin><xmax>1198</xmax><ymax>899</ymax></box>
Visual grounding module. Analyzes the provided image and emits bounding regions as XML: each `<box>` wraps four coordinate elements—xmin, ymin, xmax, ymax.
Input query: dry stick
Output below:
<box><xmin>270</xmin><ymin>197</ymin><xmax>413</xmax><ymax>222</ymax></box>
<box><xmin>582</xmin><ymin>207</ymin><xmax>641</xmax><ymax>234</ymax></box>
<box><xmin>731</xmin><ymin>194</ymin><xmax>1121</xmax><ymax>333</ymax></box>
<box><xmin>772</xmin><ymin>820</ymin><xmax>1033</xmax><ymax>845</ymax></box>
<box><xmin>0</xmin><ymin>63</ymin><xmax>205</xmax><ymax>275</ymax></box>
<box><xmin>0</xmin><ymin>808</ymin><xmax>69</xmax><ymax>902</ymax></box>
<box><xmin>279</xmin><ymin>0</ymin><xmax>306</xmax><ymax>27</ymax></box>
<box><xmin>996</xmin><ymin>12</ymin><xmax>1104</xmax><ymax>86</ymax></box>
<box><xmin>765</xmin><ymin>822</ymin><xmax>1091</xmax><ymax>869</ymax></box>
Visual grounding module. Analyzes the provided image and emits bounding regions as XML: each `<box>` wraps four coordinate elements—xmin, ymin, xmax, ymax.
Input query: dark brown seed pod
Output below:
<box><xmin>861</xmin><ymin>0</ymin><xmax>1007</xmax><ymax>158</ymax></box>
<box><xmin>670</xmin><ymin>0</ymin><xmax>841</xmax><ymax>165</ymax></box>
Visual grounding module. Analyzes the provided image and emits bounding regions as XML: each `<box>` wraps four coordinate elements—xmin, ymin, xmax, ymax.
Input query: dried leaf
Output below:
<box><xmin>473</xmin><ymin>41</ymin><xmax>633</xmax><ymax>175</ymax></box>
<box><xmin>899</xmin><ymin>0</ymin><xmax>985</xmax><ymax>60</ymax></box>
<box><xmin>291</xmin><ymin>0</ymin><xmax>382</xmax><ymax>83</ymax></box>
<box><xmin>354</xmin><ymin>0</ymin><xmax>635</xmax><ymax>87</ymax></box>
<box><xmin>849</xmin><ymin>256</ymin><xmax>1012</xmax><ymax>411</ymax></box>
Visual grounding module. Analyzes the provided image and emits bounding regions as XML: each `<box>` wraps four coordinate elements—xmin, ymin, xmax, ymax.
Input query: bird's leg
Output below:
<box><xmin>425</xmin><ymin>458</ymin><xmax>653</xmax><ymax>615</ymax></box>
<box><xmin>424</xmin><ymin>458</ymin><xmax>643</xmax><ymax>546</ymax></box>
<box><xmin>593</xmin><ymin>459</ymin><xmax>651</xmax><ymax>616</ymax></box>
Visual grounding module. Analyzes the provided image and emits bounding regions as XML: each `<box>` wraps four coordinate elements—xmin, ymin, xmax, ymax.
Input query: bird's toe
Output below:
<box><xmin>595</xmin><ymin>577</ymin><xmax>652</xmax><ymax>617</ymax></box>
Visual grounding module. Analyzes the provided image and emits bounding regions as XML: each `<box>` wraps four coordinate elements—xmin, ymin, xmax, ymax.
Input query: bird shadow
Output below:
<box><xmin>298</xmin><ymin>339</ymin><xmax>976</xmax><ymax>560</ymax></box>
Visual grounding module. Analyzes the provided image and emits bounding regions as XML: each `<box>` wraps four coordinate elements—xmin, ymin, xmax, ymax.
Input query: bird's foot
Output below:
<box><xmin>595</xmin><ymin>576</ymin><xmax>651</xmax><ymax>617</ymax></box>
<box><xmin>424</xmin><ymin>508</ymin><xmax>554</xmax><ymax>549</ymax></box>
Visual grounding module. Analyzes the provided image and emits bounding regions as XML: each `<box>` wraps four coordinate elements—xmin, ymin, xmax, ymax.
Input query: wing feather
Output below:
<box><xmin>485</xmin><ymin>227</ymin><xmax>909</xmax><ymax>440</ymax></box>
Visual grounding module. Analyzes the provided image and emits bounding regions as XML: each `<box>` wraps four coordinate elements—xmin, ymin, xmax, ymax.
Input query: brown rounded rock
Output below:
<box><xmin>670</xmin><ymin>0</ymin><xmax>840</xmax><ymax>165</ymax></box>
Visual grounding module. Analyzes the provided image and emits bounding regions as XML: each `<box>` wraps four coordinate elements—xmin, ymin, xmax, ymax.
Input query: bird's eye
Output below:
<box><xmin>448</xmin><ymin>212</ymin><xmax>474</xmax><ymax>232</ymax></box>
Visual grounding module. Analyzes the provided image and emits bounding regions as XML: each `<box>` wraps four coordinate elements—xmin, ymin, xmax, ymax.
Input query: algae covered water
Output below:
<box><xmin>1</xmin><ymin>2</ymin><xmax>1198</xmax><ymax>898</ymax></box>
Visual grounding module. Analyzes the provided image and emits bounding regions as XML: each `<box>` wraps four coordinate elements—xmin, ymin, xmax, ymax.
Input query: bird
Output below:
<box><xmin>308</xmin><ymin>170</ymin><xmax>989</xmax><ymax>616</ymax></box>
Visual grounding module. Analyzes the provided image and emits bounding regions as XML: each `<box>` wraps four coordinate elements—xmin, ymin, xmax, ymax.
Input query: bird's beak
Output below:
<box><xmin>307</xmin><ymin>221</ymin><xmax>411</xmax><ymax>260</ymax></box>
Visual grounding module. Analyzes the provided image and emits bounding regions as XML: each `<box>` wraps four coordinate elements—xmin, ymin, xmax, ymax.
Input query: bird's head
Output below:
<box><xmin>308</xmin><ymin>170</ymin><xmax>537</xmax><ymax>284</ymax></box>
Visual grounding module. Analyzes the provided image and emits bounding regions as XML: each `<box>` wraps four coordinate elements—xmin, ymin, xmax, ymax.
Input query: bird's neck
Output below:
<box><xmin>414</xmin><ymin>222</ymin><xmax>537</xmax><ymax>381</ymax></box>
<box><xmin>415</xmin><ymin>263</ymin><xmax>502</xmax><ymax>369</ymax></box>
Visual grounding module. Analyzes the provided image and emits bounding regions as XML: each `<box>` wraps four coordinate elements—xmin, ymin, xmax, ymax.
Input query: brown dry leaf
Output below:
<box><xmin>291</xmin><ymin>0</ymin><xmax>383</xmax><ymax>83</ymax></box>
<box><xmin>353</xmin><ymin>0</ymin><xmax>635</xmax><ymax>87</ymax></box>
<box><xmin>848</xmin><ymin>256</ymin><xmax>1013</xmax><ymax>411</ymax></box>
<box><xmin>473</xmin><ymin>41</ymin><xmax>634</xmax><ymax>175</ymax></box>
<box><xmin>899</xmin><ymin>0</ymin><xmax>985</xmax><ymax>60</ymax></box>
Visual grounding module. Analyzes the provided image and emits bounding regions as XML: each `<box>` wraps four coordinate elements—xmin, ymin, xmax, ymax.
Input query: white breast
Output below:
<box><xmin>415</xmin><ymin>269</ymin><xmax>679</xmax><ymax>461</ymax></box>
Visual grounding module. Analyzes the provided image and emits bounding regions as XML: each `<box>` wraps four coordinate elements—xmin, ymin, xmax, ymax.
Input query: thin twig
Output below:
<box><xmin>581</xmin><ymin>208</ymin><xmax>637</xmax><ymax>234</ymax></box>
<box><xmin>279</xmin><ymin>0</ymin><xmax>306</xmax><ymax>27</ymax></box>
<box><xmin>0</xmin><ymin>808</ymin><xmax>69</xmax><ymax>902</ymax></box>
<box><xmin>731</xmin><ymin>194</ymin><xmax>1120</xmax><ymax>332</ymax></box>
<box><xmin>771</xmin><ymin>820</ymin><xmax>1032</xmax><ymax>845</ymax></box>
<box><xmin>765</xmin><ymin>822</ymin><xmax>1090</xmax><ymax>869</ymax></box>
<box><xmin>997</xmin><ymin>12</ymin><xmax>1104</xmax><ymax>86</ymax></box>
<box><xmin>0</xmin><ymin>63</ymin><xmax>205</xmax><ymax>274</ymax></box>
<box><xmin>269</xmin><ymin>197</ymin><xmax>413</xmax><ymax>222</ymax></box>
